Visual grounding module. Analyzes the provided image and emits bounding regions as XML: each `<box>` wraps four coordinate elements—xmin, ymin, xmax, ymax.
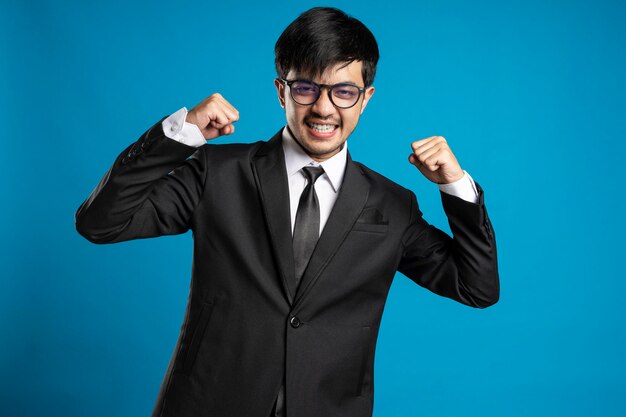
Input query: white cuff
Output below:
<box><xmin>438</xmin><ymin>171</ymin><xmax>479</xmax><ymax>203</ymax></box>
<box><xmin>162</xmin><ymin>107</ymin><xmax>206</xmax><ymax>147</ymax></box>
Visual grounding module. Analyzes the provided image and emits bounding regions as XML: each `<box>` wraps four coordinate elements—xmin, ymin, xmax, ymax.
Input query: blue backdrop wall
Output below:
<box><xmin>1</xmin><ymin>0</ymin><xmax>624</xmax><ymax>416</ymax></box>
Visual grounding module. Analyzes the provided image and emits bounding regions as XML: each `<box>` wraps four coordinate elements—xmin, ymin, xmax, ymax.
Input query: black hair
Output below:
<box><xmin>275</xmin><ymin>7</ymin><xmax>379</xmax><ymax>87</ymax></box>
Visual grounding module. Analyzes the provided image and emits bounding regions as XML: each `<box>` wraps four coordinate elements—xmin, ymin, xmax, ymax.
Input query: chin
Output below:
<box><xmin>306</xmin><ymin>142</ymin><xmax>344</xmax><ymax>159</ymax></box>
<box><xmin>291</xmin><ymin>125</ymin><xmax>346</xmax><ymax>160</ymax></box>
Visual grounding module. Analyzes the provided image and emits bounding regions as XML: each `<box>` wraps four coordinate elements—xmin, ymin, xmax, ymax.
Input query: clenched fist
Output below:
<box><xmin>408</xmin><ymin>136</ymin><xmax>464</xmax><ymax>184</ymax></box>
<box><xmin>186</xmin><ymin>93</ymin><xmax>240</xmax><ymax>140</ymax></box>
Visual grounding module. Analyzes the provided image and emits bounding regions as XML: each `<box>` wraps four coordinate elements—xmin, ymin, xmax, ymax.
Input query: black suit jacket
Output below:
<box><xmin>76</xmin><ymin>120</ymin><xmax>499</xmax><ymax>417</ymax></box>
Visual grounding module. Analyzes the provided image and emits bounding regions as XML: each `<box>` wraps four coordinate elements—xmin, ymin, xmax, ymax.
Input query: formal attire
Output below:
<box><xmin>76</xmin><ymin>110</ymin><xmax>499</xmax><ymax>417</ymax></box>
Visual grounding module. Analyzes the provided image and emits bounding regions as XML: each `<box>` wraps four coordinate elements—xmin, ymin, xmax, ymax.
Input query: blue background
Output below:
<box><xmin>2</xmin><ymin>0</ymin><xmax>624</xmax><ymax>416</ymax></box>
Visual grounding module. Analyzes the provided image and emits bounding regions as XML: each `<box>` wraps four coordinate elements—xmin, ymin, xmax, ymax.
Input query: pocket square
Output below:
<box><xmin>356</xmin><ymin>207</ymin><xmax>388</xmax><ymax>225</ymax></box>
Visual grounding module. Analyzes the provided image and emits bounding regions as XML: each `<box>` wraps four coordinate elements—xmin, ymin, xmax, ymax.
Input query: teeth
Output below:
<box><xmin>308</xmin><ymin>123</ymin><xmax>336</xmax><ymax>133</ymax></box>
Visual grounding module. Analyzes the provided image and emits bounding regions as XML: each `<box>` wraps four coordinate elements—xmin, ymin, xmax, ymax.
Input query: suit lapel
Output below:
<box><xmin>251</xmin><ymin>132</ymin><xmax>297</xmax><ymax>305</ymax></box>
<box><xmin>293</xmin><ymin>154</ymin><xmax>370</xmax><ymax>307</ymax></box>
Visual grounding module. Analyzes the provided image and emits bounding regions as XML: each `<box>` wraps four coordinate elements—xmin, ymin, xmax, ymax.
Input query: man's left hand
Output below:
<box><xmin>408</xmin><ymin>136</ymin><xmax>464</xmax><ymax>184</ymax></box>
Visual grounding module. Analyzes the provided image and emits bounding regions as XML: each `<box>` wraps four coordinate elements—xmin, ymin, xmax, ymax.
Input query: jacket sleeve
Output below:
<box><xmin>397</xmin><ymin>184</ymin><xmax>499</xmax><ymax>308</ymax></box>
<box><xmin>75</xmin><ymin>119</ymin><xmax>207</xmax><ymax>244</ymax></box>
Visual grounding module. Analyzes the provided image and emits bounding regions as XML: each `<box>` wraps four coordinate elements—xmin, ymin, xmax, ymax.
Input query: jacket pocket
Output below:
<box><xmin>182</xmin><ymin>301</ymin><xmax>215</xmax><ymax>374</ymax></box>
<box><xmin>356</xmin><ymin>326</ymin><xmax>373</xmax><ymax>397</ymax></box>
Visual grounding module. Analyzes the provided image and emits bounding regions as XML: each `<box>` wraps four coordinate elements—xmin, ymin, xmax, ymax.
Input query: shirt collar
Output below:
<box><xmin>281</xmin><ymin>126</ymin><xmax>347</xmax><ymax>193</ymax></box>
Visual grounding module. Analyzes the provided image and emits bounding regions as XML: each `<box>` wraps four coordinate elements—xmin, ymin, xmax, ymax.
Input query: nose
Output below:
<box><xmin>310</xmin><ymin>87</ymin><xmax>336</xmax><ymax>117</ymax></box>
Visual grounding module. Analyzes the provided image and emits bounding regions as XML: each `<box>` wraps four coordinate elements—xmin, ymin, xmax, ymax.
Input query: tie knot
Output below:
<box><xmin>301</xmin><ymin>166</ymin><xmax>324</xmax><ymax>184</ymax></box>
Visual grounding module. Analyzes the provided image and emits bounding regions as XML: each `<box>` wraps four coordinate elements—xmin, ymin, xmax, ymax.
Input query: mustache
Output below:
<box><xmin>304</xmin><ymin>116</ymin><xmax>341</xmax><ymax>126</ymax></box>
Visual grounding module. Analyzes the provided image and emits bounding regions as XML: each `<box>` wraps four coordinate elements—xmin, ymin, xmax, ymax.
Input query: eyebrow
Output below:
<box><xmin>299</xmin><ymin>79</ymin><xmax>361</xmax><ymax>87</ymax></box>
<box><xmin>334</xmin><ymin>81</ymin><xmax>360</xmax><ymax>87</ymax></box>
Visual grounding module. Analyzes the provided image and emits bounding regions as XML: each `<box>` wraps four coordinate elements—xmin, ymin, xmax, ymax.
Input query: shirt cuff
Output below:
<box><xmin>438</xmin><ymin>171</ymin><xmax>479</xmax><ymax>204</ymax></box>
<box><xmin>162</xmin><ymin>107</ymin><xmax>206</xmax><ymax>147</ymax></box>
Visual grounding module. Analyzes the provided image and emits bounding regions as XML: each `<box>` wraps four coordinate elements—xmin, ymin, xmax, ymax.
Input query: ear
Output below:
<box><xmin>359</xmin><ymin>86</ymin><xmax>375</xmax><ymax>115</ymax></box>
<box><xmin>274</xmin><ymin>78</ymin><xmax>286</xmax><ymax>108</ymax></box>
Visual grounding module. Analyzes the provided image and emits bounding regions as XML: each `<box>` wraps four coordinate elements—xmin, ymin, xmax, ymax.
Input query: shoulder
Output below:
<box><xmin>196</xmin><ymin>129</ymin><xmax>283</xmax><ymax>165</ymax></box>
<box><xmin>200</xmin><ymin>140</ymin><xmax>264</xmax><ymax>158</ymax></box>
<box><xmin>349</xmin><ymin>159</ymin><xmax>420</xmax><ymax>226</ymax></box>
<box><xmin>351</xmin><ymin>160</ymin><xmax>414</xmax><ymax>200</ymax></box>
<box><xmin>192</xmin><ymin>140</ymin><xmax>267</xmax><ymax>171</ymax></box>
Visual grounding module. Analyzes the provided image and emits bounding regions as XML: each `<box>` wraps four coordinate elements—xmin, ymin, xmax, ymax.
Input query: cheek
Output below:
<box><xmin>341</xmin><ymin>111</ymin><xmax>361</xmax><ymax>130</ymax></box>
<box><xmin>284</xmin><ymin>105</ymin><xmax>298</xmax><ymax>123</ymax></box>
<box><xmin>285</xmin><ymin>103</ymin><xmax>303</xmax><ymax>120</ymax></box>
<box><xmin>285</xmin><ymin>106</ymin><xmax>308</xmax><ymax>132</ymax></box>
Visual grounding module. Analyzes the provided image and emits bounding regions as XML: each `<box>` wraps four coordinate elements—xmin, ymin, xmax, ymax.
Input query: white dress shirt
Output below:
<box><xmin>161</xmin><ymin>107</ymin><xmax>479</xmax><ymax>235</ymax></box>
<box><xmin>281</xmin><ymin>127</ymin><xmax>347</xmax><ymax>235</ymax></box>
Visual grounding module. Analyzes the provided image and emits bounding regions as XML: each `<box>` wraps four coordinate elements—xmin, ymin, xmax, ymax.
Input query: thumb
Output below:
<box><xmin>408</xmin><ymin>154</ymin><xmax>437</xmax><ymax>182</ymax></box>
<box><xmin>219</xmin><ymin>124</ymin><xmax>235</xmax><ymax>136</ymax></box>
<box><xmin>408</xmin><ymin>154</ymin><xmax>421</xmax><ymax>167</ymax></box>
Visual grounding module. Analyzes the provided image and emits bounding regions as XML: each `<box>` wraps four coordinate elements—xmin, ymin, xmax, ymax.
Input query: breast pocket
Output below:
<box><xmin>182</xmin><ymin>301</ymin><xmax>215</xmax><ymax>374</ymax></box>
<box><xmin>351</xmin><ymin>222</ymin><xmax>388</xmax><ymax>234</ymax></box>
<box><xmin>353</xmin><ymin>207</ymin><xmax>388</xmax><ymax>234</ymax></box>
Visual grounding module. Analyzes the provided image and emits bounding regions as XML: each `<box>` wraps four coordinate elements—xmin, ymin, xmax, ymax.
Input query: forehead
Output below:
<box><xmin>287</xmin><ymin>60</ymin><xmax>364</xmax><ymax>85</ymax></box>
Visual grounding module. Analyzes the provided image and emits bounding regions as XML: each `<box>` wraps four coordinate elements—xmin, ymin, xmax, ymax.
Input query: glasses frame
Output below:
<box><xmin>278</xmin><ymin>78</ymin><xmax>366</xmax><ymax>109</ymax></box>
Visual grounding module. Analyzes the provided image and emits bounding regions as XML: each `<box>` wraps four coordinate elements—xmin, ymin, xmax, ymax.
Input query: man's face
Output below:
<box><xmin>274</xmin><ymin>60</ymin><xmax>375</xmax><ymax>162</ymax></box>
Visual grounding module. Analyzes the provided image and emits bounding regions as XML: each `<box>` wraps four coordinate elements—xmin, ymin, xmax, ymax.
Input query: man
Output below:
<box><xmin>76</xmin><ymin>7</ymin><xmax>498</xmax><ymax>417</ymax></box>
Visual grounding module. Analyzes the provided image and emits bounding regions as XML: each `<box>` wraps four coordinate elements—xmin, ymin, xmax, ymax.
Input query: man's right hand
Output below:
<box><xmin>186</xmin><ymin>93</ymin><xmax>240</xmax><ymax>140</ymax></box>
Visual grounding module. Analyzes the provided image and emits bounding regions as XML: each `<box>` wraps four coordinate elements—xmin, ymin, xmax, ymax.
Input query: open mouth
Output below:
<box><xmin>306</xmin><ymin>122</ymin><xmax>339</xmax><ymax>135</ymax></box>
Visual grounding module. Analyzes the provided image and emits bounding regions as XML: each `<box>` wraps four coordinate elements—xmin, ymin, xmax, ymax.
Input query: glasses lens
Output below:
<box><xmin>331</xmin><ymin>85</ymin><xmax>361</xmax><ymax>108</ymax></box>
<box><xmin>290</xmin><ymin>81</ymin><xmax>320</xmax><ymax>105</ymax></box>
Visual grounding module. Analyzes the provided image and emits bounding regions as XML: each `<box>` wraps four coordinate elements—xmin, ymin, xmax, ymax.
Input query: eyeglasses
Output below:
<box><xmin>279</xmin><ymin>78</ymin><xmax>365</xmax><ymax>109</ymax></box>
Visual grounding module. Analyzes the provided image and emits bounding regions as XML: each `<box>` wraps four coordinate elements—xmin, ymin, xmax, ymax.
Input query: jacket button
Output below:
<box><xmin>290</xmin><ymin>316</ymin><xmax>301</xmax><ymax>328</ymax></box>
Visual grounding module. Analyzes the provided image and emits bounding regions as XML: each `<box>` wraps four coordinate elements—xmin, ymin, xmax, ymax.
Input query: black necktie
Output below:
<box><xmin>292</xmin><ymin>166</ymin><xmax>325</xmax><ymax>287</ymax></box>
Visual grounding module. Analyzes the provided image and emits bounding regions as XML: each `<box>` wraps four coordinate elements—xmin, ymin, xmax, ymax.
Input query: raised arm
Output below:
<box><xmin>75</xmin><ymin>93</ymin><xmax>239</xmax><ymax>244</ymax></box>
<box><xmin>398</xmin><ymin>135</ymin><xmax>499</xmax><ymax>308</ymax></box>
